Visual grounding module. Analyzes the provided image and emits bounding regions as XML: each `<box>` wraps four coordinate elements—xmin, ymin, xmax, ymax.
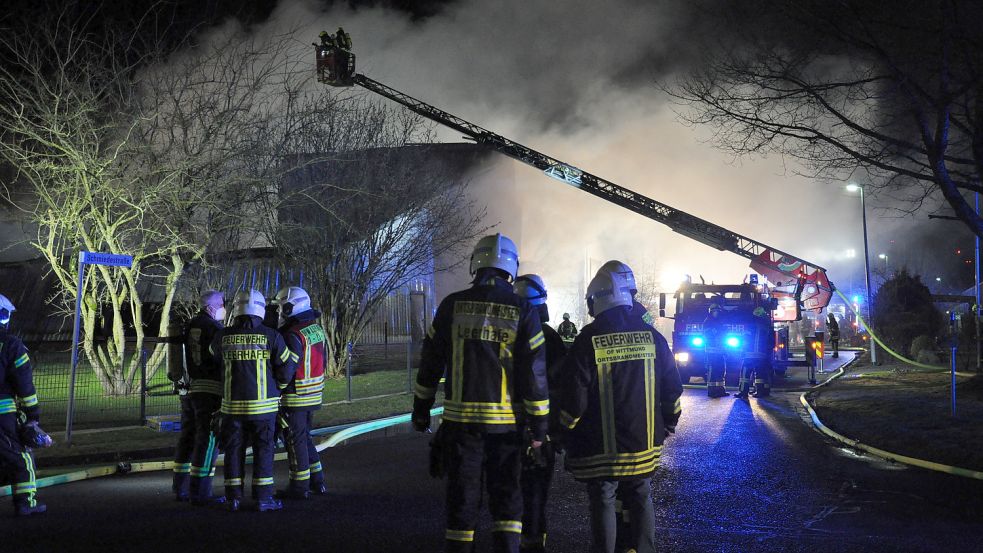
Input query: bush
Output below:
<box><xmin>909</xmin><ymin>334</ymin><xmax>936</xmax><ymax>359</ymax></box>
<box><xmin>871</xmin><ymin>270</ymin><xmax>943</xmax><ymax>358</ymax></box>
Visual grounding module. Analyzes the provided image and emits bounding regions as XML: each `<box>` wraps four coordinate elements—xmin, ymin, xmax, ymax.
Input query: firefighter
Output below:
<box><xmin>558</xmin><ymin>313</ymin><xmax>578</xmax><ymax>343</ymax></box>
<box><xmin>513</xmin><ymin>274</ymin><xmax>567</xmax><ymax>553</ymax></box>
<box><xmin>827</xmin><ymin>313</ymin><xmax>840</xmax><ymax>359</ymax></box>
<box><xmin>412</xmin><ymin>233</ymin><xmax>549</xmax><ymax>553</ymax></box>
<box><xmin>183</xmin><ymin>290</ymin><xmax>226</xmax><ymax>506</ymax></box>
<box><xmin>274</xmin><ymin>286</ymin><xmax>328</xmax><ymax>500</ymax></box>
<box><xmin>703</xmin><ymin>302</ymin><xmax>728</xmax><ymax>398</ymax></box>
<box><xmin>556</xmin><ymin>262</ymin><xmax>683</xmax><ymax>553</ymax></box>
<box><xmin>736</xmin><ymin>306</ymin><xmax>771</xmax><ymax>400</ymax></box>
<box><xmin>210</xmin><ymin>289</ymin><xmax>297</xmax><ymax>512</ymax></box>
<box><xmin>0</xmin><ymin>293</ymin><xmax>51</xmax><ymax>516</ymax></box>
<box><xmin>598</xmin><ymin>260</ymin><xmax>655</xmax><ymax>327</ymax></box>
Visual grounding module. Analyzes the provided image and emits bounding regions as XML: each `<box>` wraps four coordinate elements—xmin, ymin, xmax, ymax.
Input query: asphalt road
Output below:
<box><xmin>6</xmin><ymin>359</ymin><xmax>983</xmax><ymax>552</ymax></box>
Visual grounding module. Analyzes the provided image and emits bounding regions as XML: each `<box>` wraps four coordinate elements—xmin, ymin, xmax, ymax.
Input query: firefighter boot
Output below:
<box><xmin>227</xmin><ymin>497</ymin><xmax>241</xmax><ymax>512</ymax></box>
<box><xmin>257</xmin><ymin>497</ymin><xmax>284</xmax><ymax>512</ymax></box>
<box><xmin>172</xmin><ymin>471</ymin><xmax>191</xmax><ymax>502</ymax></box>
<box><xmin>310</xmin><ymin>481</ymin><xmax>328</xmax><ymax>496</ymax></box>
<box><xmin>14</xmin><ymin>493</ymin><xmax>46</xmax><ymax>517</ymax></box>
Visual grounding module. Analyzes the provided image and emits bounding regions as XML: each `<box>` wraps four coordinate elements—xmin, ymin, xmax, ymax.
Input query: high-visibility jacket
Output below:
<box><xmin>557</xmin><ymin>305</ymin><xmax>683</xmax><ymax>481</ymax></box>
<box><xmin>0</xmin><ymin>330</ymin><xmax>39</xmax><ymax>421</ymax></box>
<box><xmin>279</xmin><ymin>310</ymin><xmax>327</xmax><ymax>411</ymax></box>
<box><xmin>185</xmin><ymin>312</ymin><xmax>224</xmax><ymax>397</ymax></box>
<box><xmin>414</xmin><ymin>277</ymin><xmax>549</xmax><ymax>440</ymax></box>
<box><xmin>210</xmin><ymin>316</ymin><xmax>297</xmax><ymax>418</ymax></box>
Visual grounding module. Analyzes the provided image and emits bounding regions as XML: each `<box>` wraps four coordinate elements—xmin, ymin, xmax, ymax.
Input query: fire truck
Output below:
<box><xmin>659</xmin><ymin>281</ymin><xmax>789</xmax><ymax>384</ymax></box>
<box><xmin>313</xmin><ymin>33</ymin><xmax>834</xmax><ymax>381</ymax></box>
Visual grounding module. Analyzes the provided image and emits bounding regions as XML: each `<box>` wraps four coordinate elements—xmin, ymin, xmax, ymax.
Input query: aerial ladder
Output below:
<box><xmin>314</xmin><ymin>32</ymin><xmax>834</xmax><ymax>318</ymax></box>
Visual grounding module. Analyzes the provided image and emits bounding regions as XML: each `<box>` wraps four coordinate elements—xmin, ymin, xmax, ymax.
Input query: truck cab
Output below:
<box><xmin>661</xmin><ymin>282</ymin><xmax>781</xmax><ymax>384</ymax></box>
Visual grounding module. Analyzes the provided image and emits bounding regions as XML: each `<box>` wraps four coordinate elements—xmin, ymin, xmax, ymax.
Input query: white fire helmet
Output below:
<box><xmin>514</xmin><ymin>274</ymin><xmax>548</xmax><ymax>306</ymax></box>
<box><xmin>201</xmin><ymin>290</ymin><xmax>225</xmax><ymax>322</ymax></box>
<box><xmin>598</xmin><ymin>260</ymin><xmax>637</xmax><ymax>295</ymax></box>
<box><xmin>586</xmin><ymin>261</ymin><xmax>635</xmax><ymax>317</ymax></box>
<box><xmin>562</xmin><ymin>313</ymin><xmax>571</xmax><ymax>320</ymax></box>
<box><xmin>0</xmin><ymin>293</ymin><xmax>15</xmax><ymax>327</ymax></box>
<box><xmin>231</xmin><ymin>289</ymin><xmax>266</xmax><ymax>319</ymax></box>
<box><xmin>275</xmin><ymin>286</ymin><xmax>312</xmax><ymax>325</ymax></box>
<box><xmin>469</xmin><ymin>233</ymin><xmax>519</xmax><ymax>281</ymax></box>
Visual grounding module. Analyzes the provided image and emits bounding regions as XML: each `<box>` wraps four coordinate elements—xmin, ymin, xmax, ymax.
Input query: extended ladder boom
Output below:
<box><xmin>315</xmin><ymin>38</ymin><xmax>833</xmax><ymax>311</ymax></box>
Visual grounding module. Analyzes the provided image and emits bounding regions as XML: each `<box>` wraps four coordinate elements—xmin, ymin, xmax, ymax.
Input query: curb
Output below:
<box><xmin>799</xmin><ymin>392</ymin><xmax>983</xmax><ymax>481</ymax></box>
<box><xmin>0</xmin><ymin>407</ymin><xmax>444</xmax><ymax>497</ymax></box>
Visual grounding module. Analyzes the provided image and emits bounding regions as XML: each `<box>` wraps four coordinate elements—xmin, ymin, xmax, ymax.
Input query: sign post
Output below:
<box><xmin>65</xmin><ymin>251</ymin><xmax>133</xmax><ymax>446</ymax></box>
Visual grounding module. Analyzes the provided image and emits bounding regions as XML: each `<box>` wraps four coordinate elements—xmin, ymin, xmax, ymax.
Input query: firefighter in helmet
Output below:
<box><xmin>556</xmin><ymin>262</ymin><xmax>683</xmax><ymax>553</ymax></box>
<box><xmin>736</xmin><ymin>306</ymin><xmax>772</xmax><ymax>399</ymax></box>
<box><xmin>827</xmin><ymin>313</ymin><xmax>840</xmax><ymax>359</ymax></box>
<box><xmin>0</xmin><ymin>293</ymin><xmax>52</xmax><ymax>516</ymax></box>
<box><xmin>513</xmin><ymin>274</ymin><xmax>567</xmax><ymax>553</ymax></box>
<box><xmin>210</xmin><ymin>289</ymin><xmax>297</xmax><ymax>512</ymax></box>
<box><xmin>174</xmin><ymin>290</ymin><xmax>227</xmax><ymax>505</ymax></box>
<box><xmin>703</xmin><ymin>301</ymin><xmax>728</xmax><ymax>398</ymax></box>
<box><xmin>558</xmin><ymin>313</ymin><xmax>578</xmax><ymax>343</ymax></box>
<box><xmin>274</xmin><ymin>286</ymin><xmax>328</xmax><ymax>500</ymax></box>
<box><xmin>413</xmin><ymin>233</ymin><xmax>549</xmax><ymax>553</ymax></box>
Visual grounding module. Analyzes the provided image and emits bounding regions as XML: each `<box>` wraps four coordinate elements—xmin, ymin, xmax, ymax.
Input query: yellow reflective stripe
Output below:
<box><xmin>190</xmin><ymin>380</ymin><xmax>223</xmax><ymax>396</ymax></box>
<box><xmin>14</xmin><ymin>353</ymin><xmax>29</xmax><ymax>368</ymax></box>
<box><xmin>566</xmin><ymin>446</ymin><xmax>663</xmax><ymax>467</ymax></box>
<box><xmin>17</xmin><ymin>394</ymin><xmax>39</xmax><ymax>407</ymax></box>
<box><xmin>254</xmin><ymin>477</ymin><xmax>274</xmax><ymax>486</ymax></box>
<box><xmin>221</xmin><ymin>398</ymin><xmax>281</xmax><ymax>415</ymax></box>
<box><xmin>523</xmin><ymin>398</ymin><xmax>550</xmax><ymax>416</ymax></box>
<box><xmin>569</xmin><ymin>458</ymin><xmax>661</xmax><ymax>479</ymax></box>
<box><xmin>644</xmin><ymin>358</ymin><xmax>654</xmax><ymax>450</ymax></box>
<box><xmin>224</xmin><ymin>478</ymin><xmax>243</xmax><ymax>486</ymax></box>
<box><xmin>281</xmin><ymin>393</ymin><xmax>323</xmax><ymax>407</ymax></box>
<box><xmin>707</xmin><ymin>381</ymin><xmax>725</xmax><ymax>387</ymax></box>
<box><xmin>173</xmin><ymin>462</ymin><xmax>192</xmax><ymax>474</ymax></box>
<box><xmin>279</xmin><ymin>348</ymin><xmax>292</xmax><ymax>363</ymax></box>
<box><xmin>451</xmin><ymin>324</ymin><xmax>463</xmax><ymax>402</ymax></box>
<box><xmin>673</xmin><ymin>397</ymin><xmax>682</xmax><ymax>415</ymax></box>
<box><xmin>446</xmin><ymin>529</ymin><xmax>474</xmax><ymax>542</ymax></box>
<box><xmin>598</xmin><ymin>363</ymin><xmax>616</xmax><ymax>454</ymax></box>
<box><xmin>529</xmin><ymin>331</ymin><xmax>545</xmax><ymax>350</ymax></box>
<box><xmin>414</xmin><ymin>381</ymin><xmax>437</xmax><ymax>400</ymax></box>
<box><xmin>558</xmin><ymin>409</ymin><xmax>580</xmax><ymax>429</ymax></box>
<box><xmin>492</xmin><ymin>520</ymin><xmax>523</xmax><ymax>534</ymax></box>
<box><xmin>290</xmin><ymin>469</ymin><xmax>311</xmax><ymax>481</ymax></box>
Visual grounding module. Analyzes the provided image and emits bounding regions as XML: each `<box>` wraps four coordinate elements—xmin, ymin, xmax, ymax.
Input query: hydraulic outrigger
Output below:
<box><xmin>314</xmin><ymin>33</ymin><xmax>834</xmax><ymax>316</ymax></box>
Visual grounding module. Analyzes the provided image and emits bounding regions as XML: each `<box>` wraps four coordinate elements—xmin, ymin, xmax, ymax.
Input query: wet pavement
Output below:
<box><xmin>7</xmin><ymin>359</ymin><xmax>983</xmax><ymax>552</ymax></box>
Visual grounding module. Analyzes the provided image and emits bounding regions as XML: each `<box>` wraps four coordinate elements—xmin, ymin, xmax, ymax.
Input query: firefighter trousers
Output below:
<box><xmin>189</xmin><ymin>394</ymin><xmax>222</xmax><ymax>499</ymax></box>
<box><xmin>0</xmin><ymin>414</ymin><xmax>39</xmax><ymax>510</ymax></box>
<box><xmin>586</xmin><ymin>478</ymin><xmax>655</xmax><ymax>553</ymax></box>
<box><xmin>444</xmin><ymin>424</ymin><xmax>523</xmax><ymax>553</ymax></box>
<box><xmin>753</xmin><ymin>362</ymin><xmax>772</xmax><ymax>397</ymax></box>
<box><xmin>520</xmin><ymin>444</ymin><xmax>556</xmax><ymax>550</ymax></box>
<box><xmin>172</xmin><ymin>394</ymin><xmax>195</xmax><ymax>496</ymax></box>
<box><xmin>222</xmin><ymin>415</ymin><xmax>276</xmax><ymax>501</ymax></box>
<box><xmin>278</xmin><ymin>409</ymin><xmax>324</xmax><ymax>492</ymax></box>
<box><xmin>705</xmin><ymin>351</ymin><xmax>727</xmax><ymax>397</ymax></box>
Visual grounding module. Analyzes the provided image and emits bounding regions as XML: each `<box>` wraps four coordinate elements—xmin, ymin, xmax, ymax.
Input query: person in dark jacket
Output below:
<box><xmin>210</xmin><ymin>289</ymin><xmax>297</xmax><ymax>512</ymax></box>
<box><xmin>827</xmin><ymin>313</ymin><xmax>840</xmax><ymax>359</ymax></box>
<box><xmin>0</xmin><ymin>293</ymin><xmax>49</xmax><ymax>516</ymax></box>
<box><xmin>558</xmin><ymin>313</ymin><xmax>578</xmax><ymax>343</ymax></box>
<box><xmin>182</xmin><ymin>291</ymin><xmax>226</xmax><ymax>505</ymax></box>
<box><xmin>557</xmin><ymin>262</ymin><xmax>683</xmax><ymax>553</ymax></box>
<box><xmin>412</xmin><ymin>234</ymin><xmax>549</xmax><ymax>553</ymax></box>
<box><xmin>736</xmin><ymin>306</ymin><xmax>772</xmax><ymax>400</ymax></box>
<box><xmin>274</xmin><ymin>286</ymin><xmax>328</xmax><ymax>500</ymax></box>
<box><xmin>703</xmin><ymin>302</ymin><xmax>729</xmax><ymax>398</ymax></box>
<box><xmin>513</xmin><ymin>274</ymin><xmax>567</xmax><ymax>553</ymax></box>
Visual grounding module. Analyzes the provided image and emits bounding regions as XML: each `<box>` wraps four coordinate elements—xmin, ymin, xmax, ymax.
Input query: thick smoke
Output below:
<box><xmin>217</xmin><ymin>0</ymin><xmax>971</xmax><ymax>322</ymax></box>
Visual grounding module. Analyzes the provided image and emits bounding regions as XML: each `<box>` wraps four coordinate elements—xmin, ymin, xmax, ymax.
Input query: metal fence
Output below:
<box><xmin>28</xmin><ymin>290</ymin><xmax>430</xmax><ymax>434</ymax></box>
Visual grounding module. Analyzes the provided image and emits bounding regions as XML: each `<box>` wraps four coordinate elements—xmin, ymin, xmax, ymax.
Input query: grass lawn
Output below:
<box><xmin>811</xmin><ymin>365</ymin><xmax>983</xmax><ymax>470</ymax></box>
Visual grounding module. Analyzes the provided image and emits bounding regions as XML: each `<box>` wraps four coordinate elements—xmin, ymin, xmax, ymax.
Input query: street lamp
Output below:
<box><xmin>846</xmin><ymin>183</ymin><xmax>878</xmax><ymax>364</ymax></box>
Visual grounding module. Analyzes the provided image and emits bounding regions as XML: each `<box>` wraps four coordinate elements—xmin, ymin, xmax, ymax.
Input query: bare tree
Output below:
<box><xmin>668</xmin><ymin>1</ymin><xmax>983</xmax><ymax>236</ymax></box>
<box><xmin>254</xmin><ymin>98</ymin><xmax>486</xmax><ymax>377</ymax></box>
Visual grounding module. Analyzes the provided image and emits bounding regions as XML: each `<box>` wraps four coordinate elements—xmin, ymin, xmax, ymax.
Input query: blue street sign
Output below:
<box><xmin>80</xmin><ymin>251</ymin><xmax>133</xmax><ymax>268</ymax></box>
<box><xmin>749</xmin><ymin>274</ymin><xmax>759</xmax><ymax>285</ymax></box>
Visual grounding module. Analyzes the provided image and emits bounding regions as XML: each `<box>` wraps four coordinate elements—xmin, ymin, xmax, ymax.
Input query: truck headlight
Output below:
<box><xmin>674</xmin><ymin>352</ymin><xmax>690</xmax><ymax>364</ymax></box>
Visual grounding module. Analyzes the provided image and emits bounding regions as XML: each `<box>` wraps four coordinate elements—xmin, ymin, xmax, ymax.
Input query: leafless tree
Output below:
<box><xmin>668</xmin><ymin>1</ymin><xmax>983</xmax><ymax>235</ymax></box>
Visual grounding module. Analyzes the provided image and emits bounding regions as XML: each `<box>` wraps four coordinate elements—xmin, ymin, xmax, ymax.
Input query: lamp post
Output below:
<box><xmin>847</xmin><ymin>183</ymin><xmax>878</xmax><ymax>364</ymax></box>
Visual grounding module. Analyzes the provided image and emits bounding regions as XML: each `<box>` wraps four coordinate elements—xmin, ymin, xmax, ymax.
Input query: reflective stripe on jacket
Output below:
<box><xmin>280</xmin><ymin>311</ymin><xmax>327</xmax><ymax>411</ymax></box>
<box><xmin>210</xmin><ymin>316</ymin><xmax>297</xmax><ymax>418</ymax></box>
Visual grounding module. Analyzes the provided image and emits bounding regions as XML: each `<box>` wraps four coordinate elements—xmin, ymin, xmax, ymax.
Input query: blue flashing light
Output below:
<box><xmin>725</xmin><ymin>336</ymin><xmax>741</xmax><ymax>348</ymax></box>
<box><xmin>852</xmin><ymin>295</ymin><xmax>861</xmax><ymax>303</ymax></box>
<box><xmin>690</xmin><ymin>336</ymin><xmax>705</xmax><ymax>347</ymax></box>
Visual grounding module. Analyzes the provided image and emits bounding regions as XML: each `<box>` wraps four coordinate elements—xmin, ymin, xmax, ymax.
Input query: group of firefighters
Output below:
<box><xmin>411</xmin><ymin>233</ymin><xmax>682</xmax><ymax>553</ymax></box>
<box><xmin>0</xmin><ymin>231</ymin><xmax>797</xmax><ymax>553</ymax></box>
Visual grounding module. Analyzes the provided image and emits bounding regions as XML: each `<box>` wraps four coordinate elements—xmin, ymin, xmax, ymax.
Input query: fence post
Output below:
<box><xmin>950</xmin><ymin>311</ymin><xmax>958</xmax><ymax>417</ymax></box>
<box><xmin>346</xmin><ymin>342</ymin><xmax>353</xmax><ymax>403</ymax></box>
<box><xmin>406</xmin><ymin>293</ymin><xmax>412</xmax><ymax>394</ymax></box>
<box><xmin>140</xmin><ymin>347</ymin><xmax>148</xmax><ymax>426</ymax></box>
